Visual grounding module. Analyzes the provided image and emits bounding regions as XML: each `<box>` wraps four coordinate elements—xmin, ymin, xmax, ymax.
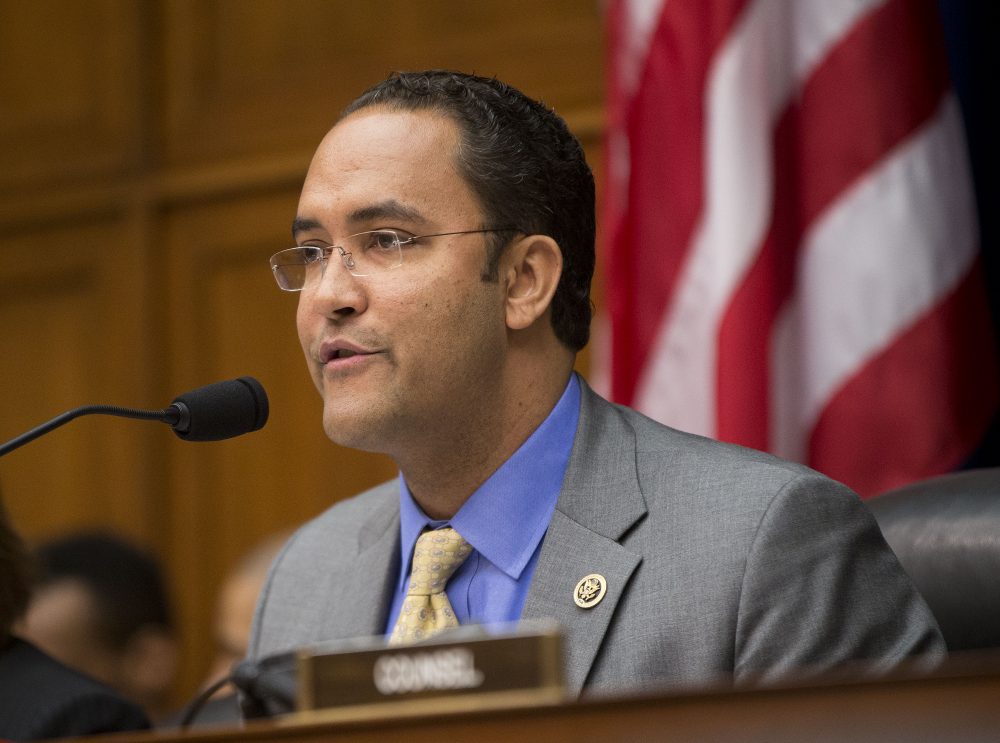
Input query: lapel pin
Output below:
<box><xmin>573</xmin><ymin>573</ymin><xmax>607</xmax><ymax>608</ymax></box>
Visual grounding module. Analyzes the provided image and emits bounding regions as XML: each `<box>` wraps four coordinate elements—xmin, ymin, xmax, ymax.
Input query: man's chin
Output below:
<box><xmin>321</xmin><ymin>405</ymin><xmax>393</xmax><ymax>452</ymax></box>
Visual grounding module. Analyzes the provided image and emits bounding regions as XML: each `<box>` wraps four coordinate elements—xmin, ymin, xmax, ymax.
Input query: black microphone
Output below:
<box><xmin>0</xmin><ymin>377</ymin><xmax>269</xmax><ymax>457</ymax></box>
<box><xmin>176</xmin><ymin>651</ymin><xmax>297</xmax><ymax>728</ymax></box>
<box><xmin>231</xmin><ymin>653</ymin><xmax>298</xmax><ymax>721</ymax></box>
<box><xmin>169</xmin><ymin>377</ymin><xmax>269</xmax><ymax>441</ymax></box>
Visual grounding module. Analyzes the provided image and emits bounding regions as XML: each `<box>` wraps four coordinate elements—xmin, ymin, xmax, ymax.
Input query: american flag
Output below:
<box><xmin>602</xmin><ymin>0</ymin><xmax>998</xmax><ymax>497</ymax></box>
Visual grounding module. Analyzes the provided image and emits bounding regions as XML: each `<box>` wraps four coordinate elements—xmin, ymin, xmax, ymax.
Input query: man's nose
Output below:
<box><xmin>303</xmin><ymin>253</ymin><xmax>367</xmax><ymax>318</ymax></box>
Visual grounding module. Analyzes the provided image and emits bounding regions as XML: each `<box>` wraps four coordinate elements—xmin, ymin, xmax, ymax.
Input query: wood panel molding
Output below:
<box><xmin>0</xmin><ymin>0</ymin><xmax>146</xmax><ymax>194</ymax></box>
<box><xmin>0</xmin><ymin>215</ymin><xmax>157</xmax><ymax>542</ymax></box>
<box><xmin>160</xmin><ymin>0</ymin><xmax>602</xmax><ymax>167</ymax></box>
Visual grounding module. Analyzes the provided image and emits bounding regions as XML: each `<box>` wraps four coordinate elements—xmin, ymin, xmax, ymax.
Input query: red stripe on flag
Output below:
<box><xmin>715</xmin><ymin>0</ymin><xmax>951</xmax><ymax>450</ymax></box>
<box><xmin>605</xmin><ymin>0</ymin><xmax>749</xmax><ymax>405</ymax></box>
<box><xmin>808</xmin><ymin>261</ymin><xmax>999</xmax><ymax>497</ymax></box>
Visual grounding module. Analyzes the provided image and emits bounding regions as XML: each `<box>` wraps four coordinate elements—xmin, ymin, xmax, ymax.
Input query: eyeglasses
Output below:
<box><xmin>269</xmin><ymin>228</ymin><xmax>519</xmax><ymax>291</ymax></box>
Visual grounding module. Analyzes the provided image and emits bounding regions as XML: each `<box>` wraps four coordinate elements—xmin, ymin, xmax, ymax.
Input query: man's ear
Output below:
<box><xmin>503</xmin><ymin>234</ymin><xmax>563</xmax><ymax>331</ymax></box>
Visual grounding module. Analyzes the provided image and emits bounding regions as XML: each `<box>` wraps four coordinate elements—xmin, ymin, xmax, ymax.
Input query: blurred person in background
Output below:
<box><xmin>178</xmin><ymin>532</ymin><xmax>288</xmax><ymax>727</ymax></box>
<box><xmin>18</xmin><ymin>531</ymin><xmax>178</xmax><ymax>723</ymax></box>
<box><xmin>204</xmin><ymin>532</ymin><xmax>288</xmax><ymax>691</ymax></box>
<box><xmin>0</xmin><ymin>497</ymin><xmax>149</xmax><ymax>739</ymax></box>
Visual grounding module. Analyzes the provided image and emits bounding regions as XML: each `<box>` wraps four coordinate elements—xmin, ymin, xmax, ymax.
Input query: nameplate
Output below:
<box><xmin>294</xmin><ymin>623</ymin><xmax>564</xmax><ymax>718</ymax></box>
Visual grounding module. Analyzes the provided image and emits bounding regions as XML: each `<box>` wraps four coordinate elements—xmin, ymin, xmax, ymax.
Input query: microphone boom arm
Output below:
<box><xmin>0</xmin><ymin>404</ymin><xmax>180</xmax><ymax>458</ymax></box>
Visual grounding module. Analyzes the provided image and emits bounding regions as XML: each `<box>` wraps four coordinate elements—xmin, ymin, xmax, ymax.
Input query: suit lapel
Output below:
<box><xmin>522</xmin><ymin>510</ymin><xmax>641</xmax><ymax>696</ymax></box>
<box><xmin>523</xmin><ymin>380</ymin><xmax>646</xmax><ymax>695</ymax></box>
<box><xmin>321</xmin><ymin>491</ymin><xmax>401</xmax><ymax>639</ymax></box>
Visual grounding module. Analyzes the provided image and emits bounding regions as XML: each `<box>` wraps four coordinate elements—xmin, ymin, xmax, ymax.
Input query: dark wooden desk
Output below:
<box><xmin>89</xmin><ymin>664</ymin><xmax>1000</xmax><ymax>743</ymax></box>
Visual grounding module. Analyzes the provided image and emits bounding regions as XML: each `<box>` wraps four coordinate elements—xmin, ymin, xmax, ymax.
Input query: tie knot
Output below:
<box><xmin>405</xmin><ymin>527</ymin><xmax>472</xmax><ymax>597</ymax></box>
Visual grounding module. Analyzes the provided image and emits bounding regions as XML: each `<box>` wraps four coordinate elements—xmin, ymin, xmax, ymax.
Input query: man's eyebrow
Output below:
<box><xmin>347</xmin><ymin>200</ymin><xmax>426</xmax><ymax>226</ymax></box>
<box><xmin>291</xmin><ymin>217</ymin><xmax>322</xmax><ymax>239</ymax></box>
<box><xmin>291</xmin><ymin>201</ymin><xmax>427</xmax><ymax>240</ymax></box>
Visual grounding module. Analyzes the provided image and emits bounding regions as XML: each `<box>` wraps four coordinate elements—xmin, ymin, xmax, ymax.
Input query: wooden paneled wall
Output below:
<box><xmin>0</xmin><ymin>0</ymin><xmax>604</xmax><ymax>707</ymax></box>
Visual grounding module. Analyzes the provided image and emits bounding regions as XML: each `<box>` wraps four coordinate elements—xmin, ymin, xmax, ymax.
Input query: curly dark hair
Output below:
<box><xmin>34</xmin><ymin>532</ymin><xmax>172</xmax><ymax>651</ymax></box>
<box><xmin>342</xmin><ymin>70</ymin><xmax>596</xmax><ymax>351</ymax></box>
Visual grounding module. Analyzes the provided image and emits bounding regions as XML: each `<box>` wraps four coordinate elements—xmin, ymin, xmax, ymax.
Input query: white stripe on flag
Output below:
<box><xmin>618</xmin><ymin>0</ymin><xmax>668</xmax><ymax>100</ymax></box>
<box><xmin>770</xmin><ymin>94</ymin><xmax>978</xmax><ymax>460</ymax></box>
<box><xmin>634</xmin><ymin>0</ymin><xmax>881</xmax><ymax>435</ymax></box>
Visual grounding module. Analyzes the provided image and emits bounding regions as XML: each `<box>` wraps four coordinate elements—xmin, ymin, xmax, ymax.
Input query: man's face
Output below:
<box><xmin>294</xmin><ymin>109</ymin><xmax>510</xmax><ymax>455</ymax></box>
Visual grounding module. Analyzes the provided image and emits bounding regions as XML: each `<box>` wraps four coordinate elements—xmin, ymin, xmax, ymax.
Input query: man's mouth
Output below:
<box><xmin>318</xmin><ymin>340</ymin><xmax>380</xmax><ymax>366</ymax></box>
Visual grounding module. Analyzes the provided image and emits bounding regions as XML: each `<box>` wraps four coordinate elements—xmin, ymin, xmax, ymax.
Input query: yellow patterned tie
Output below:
<box><xmin>389</xmin><ymin>527</ymin><xmax>472</xmax><ymax>645</ymax></box>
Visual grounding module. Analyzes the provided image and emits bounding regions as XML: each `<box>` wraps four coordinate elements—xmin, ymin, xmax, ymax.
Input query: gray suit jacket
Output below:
<box><xmin>249</xmin><ymin>381</ymin><xmax>943</xmax><ymax>696</ymax></box>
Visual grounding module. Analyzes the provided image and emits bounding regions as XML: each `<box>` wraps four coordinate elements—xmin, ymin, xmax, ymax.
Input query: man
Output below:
<box><xmin>181</xmin><ymin>532</ymin><xmax>289</xmax><ymax>726</ymax></box>
<box><xmin>0</xmin><ymin>497</ymin><xmax>149</xmax><ymax>739</ymax></box>
<box><xmin>249</xmin><ymin>70</ymin><xmax>943</xmax><ymax>697</ymax></box>
<box><xmin>203</xmin><ymin>532</ymin><xmax>288</xmax><ymax>694</ymax></box>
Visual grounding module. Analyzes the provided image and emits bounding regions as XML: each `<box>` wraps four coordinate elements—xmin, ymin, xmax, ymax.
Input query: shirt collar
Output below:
<box><xmin>397</xmin><ymin>373</ymin><xmax>581</xmax><ymax>588</ymax></box>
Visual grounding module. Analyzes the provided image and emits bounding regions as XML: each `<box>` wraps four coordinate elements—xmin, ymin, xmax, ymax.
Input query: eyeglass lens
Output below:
<box><xmin>270</xmin><ymin>231</ymin><xmax>404</xmax><ymax>290</ymax></box>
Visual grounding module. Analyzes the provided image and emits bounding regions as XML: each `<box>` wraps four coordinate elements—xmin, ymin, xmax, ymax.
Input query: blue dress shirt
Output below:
<box><xmin>384</xmin><ymin>374</ymin><xmax>581</xmax><ymax>634</ymax></box>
